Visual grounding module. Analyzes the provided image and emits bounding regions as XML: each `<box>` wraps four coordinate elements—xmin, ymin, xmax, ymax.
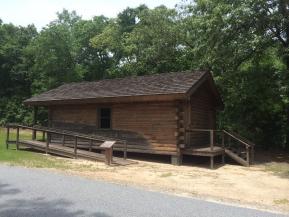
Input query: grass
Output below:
<box><xmin>160</xmin><ymin>172</ymin><xmax>172</xmax><ymax>178</ymax></box>
<box><xmin>274</xmin><ymin>199</ymin><xmax>289</xmax><ymax>205</ymax></box>
<box><xmin>264</xmin><ymin>162</ymin><xmax>289</xmax><ymax>178</ymax></box>
<box><xmin>0</xmin><ymin>127</ymin><xmax>77</xmax><ymax>170</ymax></box>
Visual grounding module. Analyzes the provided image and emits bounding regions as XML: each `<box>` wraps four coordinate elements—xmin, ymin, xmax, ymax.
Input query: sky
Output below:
<box><xmin>0</xmin><ymin>0</ymin><xmax>180</xmax><ymax>30</ymax></box>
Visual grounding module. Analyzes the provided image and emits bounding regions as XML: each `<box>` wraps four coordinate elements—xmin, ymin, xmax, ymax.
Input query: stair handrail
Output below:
<box><xmin>222</xmin><ymin>129</ymin><xmax>255</xmax><ymax>165</ymax></box>
<box><xmin>223</xmin><ymin>130</ymin><xmax>255</xmax><ymax>148</ymax></box>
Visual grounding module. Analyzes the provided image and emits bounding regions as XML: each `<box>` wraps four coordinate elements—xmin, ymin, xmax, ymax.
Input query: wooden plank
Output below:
<box><xmin>100</xmin><ymin>141</ymin><xmax>115</xmax><ymax>149</ymax></box>
<box><xmin>16</xmin><ymin>127</ymin><xmax>19</xmax><ymax>150</ymax></box>
<box><xmin>225</xmin><ymin>148</ymin><xmax>249</xmax><ymax>166</ymax></box>
<box><xmin>6</xmin><ymin>126</ymin><xmax>10</xmax><ymax>149</ymax></box>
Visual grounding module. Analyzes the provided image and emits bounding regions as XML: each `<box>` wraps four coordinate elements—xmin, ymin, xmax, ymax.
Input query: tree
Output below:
<box><xmin>27</xmin><ymin>10</ymin><xmax>83</xmax><ymax>93</ymax></box>
<box><xmin>179</xmin><ymin>0</ymin><xmax>289</xmax><ymax>148</ymax></box>
<box><xmin>0</xmin><ymin>22</ymin><xmax>37</xmax><ymax>124</ymax></box>
<box><xmin>91</xmin><ymin>5</ymin><xmax>189</xmax><ymax>76</ymax></box>
<box><xmin>72</xmin><ymin>16</ymin><xmax>112</xmax><ymax>80</ymax></box>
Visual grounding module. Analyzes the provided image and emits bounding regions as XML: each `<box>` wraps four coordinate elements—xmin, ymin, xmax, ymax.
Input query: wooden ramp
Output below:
<box><xmin>5</xmin><ymin>124</ymin><xmax>135</xmax><ymax>166</ymax></box>
<box><xmin>19</xmin><ymin>140</ymin><xmax>134</xmax><ymax>166</ymax></box>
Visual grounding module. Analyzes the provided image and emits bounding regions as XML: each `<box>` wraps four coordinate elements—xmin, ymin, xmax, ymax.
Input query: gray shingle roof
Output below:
<box><xmin>24</xmin><ymin>71</ymin><xmax>209</xmax><ymax>105</ymax></box>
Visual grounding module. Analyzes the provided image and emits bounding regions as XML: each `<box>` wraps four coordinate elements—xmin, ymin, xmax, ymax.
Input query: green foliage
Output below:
<box><xmin>1</xmin><ymin>3</ymin><xmax>289</xmax><ymax>149</ymax></box>
<box><xmin>91</xmin><ymin>5</ymin><xmax>189</xmax><ymax>77</ymax></box>
<box><xmin>0</xmin><ymin>22</ymin><xmax>37</xmax><ymax>125</ymax></box>
<box><xmin>179</xmin><ymin>0</ymin><xmax>289</xmax><ymax>149</ymax></box>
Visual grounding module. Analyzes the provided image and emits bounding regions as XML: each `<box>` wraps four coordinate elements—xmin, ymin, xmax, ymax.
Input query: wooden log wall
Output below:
<box><xmin>112</xmin><ymin>102</ymin><xmax>177</xmax><ymax>154</ymax></box>
<box><xmin>187</xmin><ymin>81</ymin><xmax>217</xmax><ymax>147</ymax></box>
<box><xmin>50</xmin><ymin>101</ymin><xmax>178</xmax><ymax>155</ymax></box>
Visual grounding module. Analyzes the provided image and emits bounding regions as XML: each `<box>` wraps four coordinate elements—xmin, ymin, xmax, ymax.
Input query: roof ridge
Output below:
<box><xmin>66</xmin><ymin>70</ymin><xmax>207</xmax><ymax>86</ymax></box>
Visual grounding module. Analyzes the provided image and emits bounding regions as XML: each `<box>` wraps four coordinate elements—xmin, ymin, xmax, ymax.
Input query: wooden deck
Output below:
<box><xmin>18</xmin><ymin>140</ymin><xmax>135</xmax><ymax>166</ymax></box>
<box><xmin>182</xmin><ymin>145</ymin><xmax>225</xmax><ymax>169</ymax></box>
<box><xmin>182</xmin><ymin>145</ymin><xmax>224</xmax><ymax>157</ymax></box>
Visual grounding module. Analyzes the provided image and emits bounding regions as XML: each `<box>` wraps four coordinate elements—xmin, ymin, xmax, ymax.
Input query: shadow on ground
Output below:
<box><xmin>0</xmin><ymin>182</ymin><xmax>111</xmax><ymax>217</ymax></box>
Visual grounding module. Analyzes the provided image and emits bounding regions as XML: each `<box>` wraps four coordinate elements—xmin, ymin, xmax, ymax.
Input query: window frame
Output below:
<box><xmin>98</xmin><ymin>107</ymin><xmax>112</xmax><ymax>129</ymax></box>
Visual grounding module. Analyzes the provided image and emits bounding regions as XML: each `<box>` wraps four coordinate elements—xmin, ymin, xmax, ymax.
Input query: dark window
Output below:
<box><xmin>99</xmin><ymin>108</ymin><xmax>111</xmax><ymax>129</ymax></box>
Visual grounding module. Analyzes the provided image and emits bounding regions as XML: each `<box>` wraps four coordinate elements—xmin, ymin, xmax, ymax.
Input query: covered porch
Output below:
<box><xmin>182</xmin><ymin>128</ymin><xmax>255</xmax><ymax>168</ymax></box>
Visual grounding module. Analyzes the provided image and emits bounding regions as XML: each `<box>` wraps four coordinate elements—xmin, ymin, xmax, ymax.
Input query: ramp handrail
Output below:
<box><xmin>5</xmin><ymin>123</ymin><xmax>128</xmax><ymax>164</ymax></box>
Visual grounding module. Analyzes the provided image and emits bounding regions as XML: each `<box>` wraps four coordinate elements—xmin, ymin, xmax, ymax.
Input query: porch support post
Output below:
<box><xmin>251</xmin><ymin>146</ymin><xmax>254</xmax><ymax>164</ymax></box>
<box><xmin>210</xmin><ymin>130</ymin><xmax>214</xmax><ymax>151</ymax></box>
<box><xmin>171</xmin><ymin>155</ymin><xmax>182</xmax><ymax>166</ymax></box>
<box><xmin>210</xmin><ymin>156</ymin><xmax>214</xmax><ymax>169</ymax></box>
<box><xmin>32</xmin><ymin>106</ymin><xmax>38</xmax><ymax>140</ymax></box>
<box><xmin>246</xmin><ymin>146</ymin><xmax>250</xmax><ymax>166</ymax></box>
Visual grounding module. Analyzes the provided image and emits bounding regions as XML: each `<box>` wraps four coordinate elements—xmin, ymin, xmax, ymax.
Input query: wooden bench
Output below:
<box><xmin>100</xmin><ymin>141</ymin><xmax>116</xmax><ymax>165</ymax></box>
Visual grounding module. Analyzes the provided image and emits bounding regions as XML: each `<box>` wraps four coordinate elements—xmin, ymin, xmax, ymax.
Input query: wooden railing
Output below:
<box><xmin>5</xmin><ymin>124</ymin><xmax>128</xmax><ymax>163</ymax></box>
<box><xmin>185</xmin><ymin>128</ymin><xmax>255</xmax><ymax>166</ymax></box>
<box><xmin>222</xmin><ymin>130</ymin><xmax>255</xmax><ymax>165</ymax></box>
<box><xmin>185</xmin><ymin>128</ymin><xmax>224</xmax><ymax>151</ymax></box>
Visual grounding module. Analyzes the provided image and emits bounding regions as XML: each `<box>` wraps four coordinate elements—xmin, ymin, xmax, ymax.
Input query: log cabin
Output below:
<box><xmin>23</xmin><ymin>70</ymin><xmax>229</xmax><ymax>167</ymax></box>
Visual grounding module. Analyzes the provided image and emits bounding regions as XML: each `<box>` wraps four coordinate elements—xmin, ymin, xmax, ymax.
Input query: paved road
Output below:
<box><xmin>0</xmin><ymin>165</ymin><xmax>287</xmax><ymax>217</ymax></box>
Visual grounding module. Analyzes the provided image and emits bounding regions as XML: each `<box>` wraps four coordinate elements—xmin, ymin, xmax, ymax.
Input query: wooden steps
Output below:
<box><xmin>225</xmin><ymin>148</ymin><xmax>249</xmax><ymax>167</ymax></box>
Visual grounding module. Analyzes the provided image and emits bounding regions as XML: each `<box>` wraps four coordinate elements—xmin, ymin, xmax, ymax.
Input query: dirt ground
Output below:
<box><xmin>46</xmin><ymin>151</ymin><xmax>289</xmax><ymax>214</ymax></box>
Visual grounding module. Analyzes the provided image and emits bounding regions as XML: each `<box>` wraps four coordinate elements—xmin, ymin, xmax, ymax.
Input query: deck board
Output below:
<box><xmin>182</xmin><ymin>145</ymin><xmax>224</xmax><ymax>156</ymax></box>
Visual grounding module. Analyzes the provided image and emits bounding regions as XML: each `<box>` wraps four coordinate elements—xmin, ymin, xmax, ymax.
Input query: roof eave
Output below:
<box><xmin>24</xmin><ymin>93</ymin><xmax>187</xmax><ymax>106</ymax></box>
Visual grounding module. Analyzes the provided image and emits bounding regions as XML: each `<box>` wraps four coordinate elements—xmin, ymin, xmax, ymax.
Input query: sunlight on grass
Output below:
<box><xmin>0</xmin><ymin>127</ymin><xmax>115</xmax><ymax>173</ymax></box>
<box><xmin>160</xmin><ymin>172</ymin><xmax>172</xmax><ymax>178</ymax></box>
<box><xmin>264</xmin><ymin>162</ymin><xmax>289</xmax><ymax>178</ymax></box>
<box><xmin>0</xmin><ymin>127</ymin><xmax>87</xmax><ymax>171</ymax></box>
<box><xmin>274</xmin><ymin>199</ymin><xmax>289</xmax><ymax>205</ymax></box>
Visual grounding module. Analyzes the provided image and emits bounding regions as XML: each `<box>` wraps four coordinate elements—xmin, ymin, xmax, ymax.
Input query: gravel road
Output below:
<box><xmin>0</xmin><ymin>165</ymin><xmax>287</xmax><ymax>217</ymax></box>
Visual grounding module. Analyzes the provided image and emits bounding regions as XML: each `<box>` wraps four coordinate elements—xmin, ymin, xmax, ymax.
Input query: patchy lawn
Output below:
<box><xmin>0</xmin><ymin>127</ymin><xmax>289</xmax><ymax>214</ymax></box>
<box><xmin>0</xmin><ymin>127</ymin><xmax>71</xmax><ymax>169</ymax></box>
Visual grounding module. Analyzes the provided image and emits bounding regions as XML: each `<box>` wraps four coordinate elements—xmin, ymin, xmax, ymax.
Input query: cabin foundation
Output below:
<box><xmin>171</xmin><ymin>155</ymin><xmax>182</xmax><ymax>166</ymax></box>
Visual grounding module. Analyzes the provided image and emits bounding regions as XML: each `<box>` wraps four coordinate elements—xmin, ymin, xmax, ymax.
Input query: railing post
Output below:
<box><xmin>6</xmin><ymin>126</ymin><xmax>10</xmax><ymax>149</ymax></box>
<box><xmin>251</xmin><ymin>146</ymin><xmax>254</xmax><ymax>164</ymax></box>
<box><xmin>42</xmin><ymin>131</ymin><xmax>45</xmax><ymax>141</ymax></box>
<box><xmin>221</xmin><ymin>131</ymin><xmax>225</xmax><ymax>148</ymax></box>
<box><xmin>124</xmin><ymin>141</ymin><xmax>127</xmax><ymax>160</ymax></box>
<box><xmin>32</xmin><ymin>129</ymin><xmax>36</xmax><ymax>140</ymax></box>
<box><xmin>89</xmin><ymin>139</ymin><xmax>92</xmax><ymax>152</ymax></box>
<box><xmin>246</xmin><ymin>146</ymin><xmax>250</xmax><ymax>166</ymax></box>
<box><xmin>46</xmin><ymin>132</ymin><xmax>49</xmax><ymax>154</ymax></box>
<box><xmin>16</xmin><ymin>127</ymin><xmax>19</xmax><ymax>150</ymax></box>
<box><xmin>62</xmin><ymin>135</ymin><xmax>65</xmax><ymax>146</ymax></box>
<box><xmin>221</xmin><ymin>131</ymin><xmax>225</xmax><ymax>164</ymax></box>
<box><xmin>210</xmin><ymin>130</ymin><xmax>214</xmax><ymax>151</ymax></box>
<box><xmin>228</xmin><ymin>136</ymin><xmax>231</xmax><ymax>148</ymax></box>
<box><xmin>74</xmin><ymin>136</ymin><xmax>77</xmax><ymax>158</ymax></box>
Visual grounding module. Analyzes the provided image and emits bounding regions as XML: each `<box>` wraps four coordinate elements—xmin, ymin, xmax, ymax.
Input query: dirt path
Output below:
<box><xmin>47</xmin><ymin>158</ymin><xmax>289</xmax><ymax>214</ymax></box>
